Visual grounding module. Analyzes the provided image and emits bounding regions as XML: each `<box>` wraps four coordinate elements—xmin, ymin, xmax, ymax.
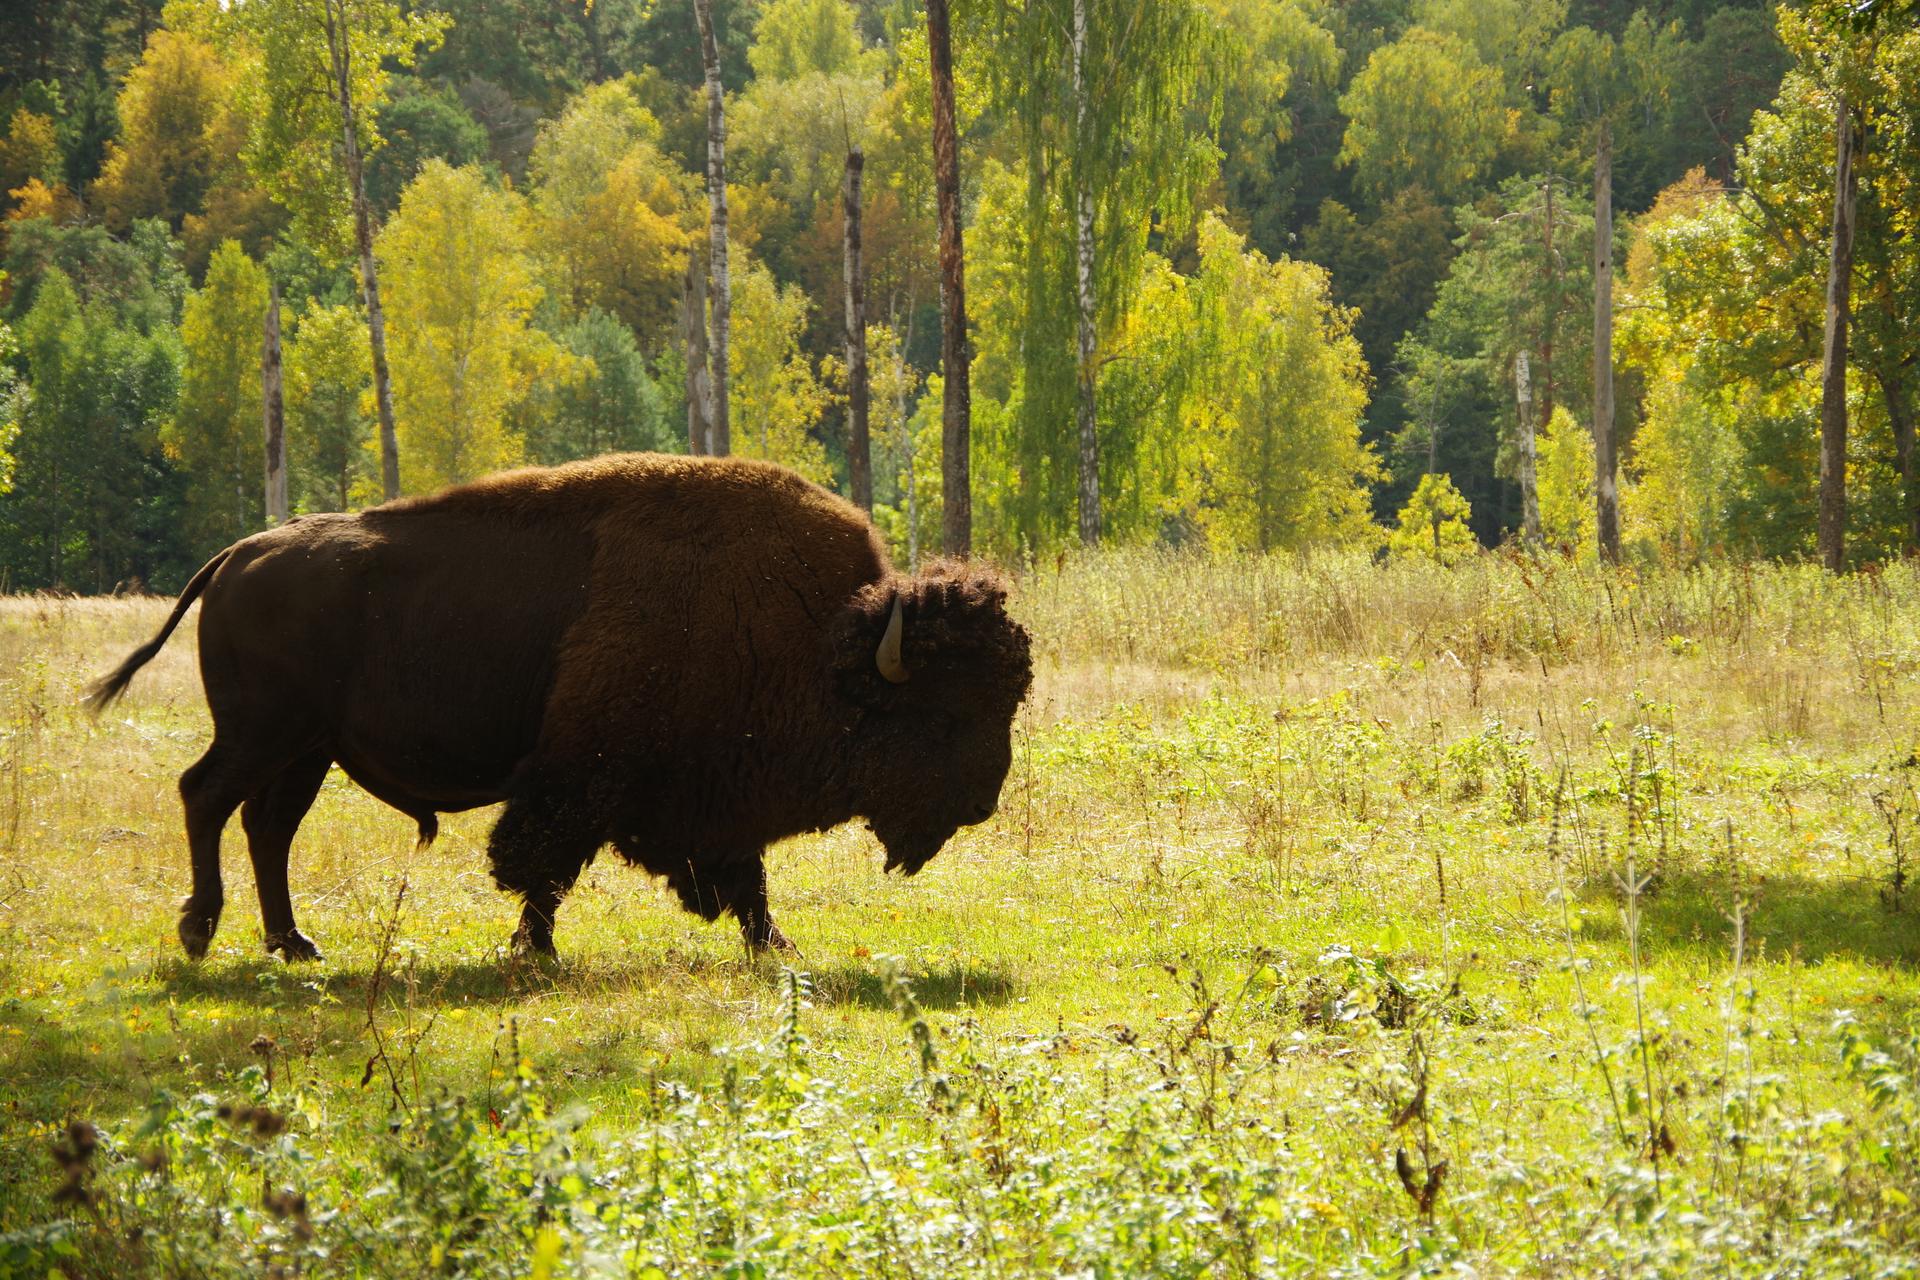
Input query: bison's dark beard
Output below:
<box><xmin>871</xmin><ymin>819</ymin><xmax>956</xmax><ymax>876</ymax></box>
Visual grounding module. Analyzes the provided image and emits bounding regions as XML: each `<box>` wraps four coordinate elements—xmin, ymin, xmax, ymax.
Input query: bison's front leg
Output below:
<box><xmin>662</xmin><ymin>855</ymin><xmax>795</xmax><ymax>955</ymax></box>
<box><xmin>486</xmin><ymin>779</ymin><xmax>604</xmax><ymax>958</ymax></box>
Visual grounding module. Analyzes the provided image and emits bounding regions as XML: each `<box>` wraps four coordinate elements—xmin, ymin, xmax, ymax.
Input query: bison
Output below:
<box><xmin>87</xmin><ymin>454</ymin><xmax>1032</xmax><ymax>960</ymax></box>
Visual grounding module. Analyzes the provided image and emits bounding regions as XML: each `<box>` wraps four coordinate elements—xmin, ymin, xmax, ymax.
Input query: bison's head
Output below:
<box><xmin>832</xmin><ymin>561</ymin><xmax>1033</xmax><ymax>875</ymax></box>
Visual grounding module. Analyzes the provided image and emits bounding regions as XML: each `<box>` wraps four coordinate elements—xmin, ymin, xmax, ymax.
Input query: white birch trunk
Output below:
<box><xmin>263</xmin><ymin>282</ymin><xmax>288</xmax><ymax>523</ymax></box>
<box><xmin>1072</xmin><ymin>0</ymin><xmax>1100</xmax><ymax>546</ymax></box>
<box><xmin>693</xmin><ymin>0</ymin><xmax>731</xmax><ymax>457</ymax></box>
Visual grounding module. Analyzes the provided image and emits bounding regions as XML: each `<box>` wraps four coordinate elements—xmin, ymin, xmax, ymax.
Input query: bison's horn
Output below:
<box><xmin>876</xmin><ymin>594</ymin><xmax>909</xmax><ymax>684</ymax></box>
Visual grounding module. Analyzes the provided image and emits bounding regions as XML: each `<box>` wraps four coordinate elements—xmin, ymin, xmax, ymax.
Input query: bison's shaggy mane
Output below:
<box><xmin>830</xmin><ymin>559</ymin><xmax>1032</xmax><ymax>705</ymax></box>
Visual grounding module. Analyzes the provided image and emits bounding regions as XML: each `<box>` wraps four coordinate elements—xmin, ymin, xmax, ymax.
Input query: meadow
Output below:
<box><xmin>1</xmin><ymin>550</ymin><xmax>1917</xmax><ymax>1278</ymax></box>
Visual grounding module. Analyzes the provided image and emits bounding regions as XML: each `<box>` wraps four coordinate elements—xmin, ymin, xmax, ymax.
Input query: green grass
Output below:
<box><xmin>2</xmin><ymin>551</ymin><xmax>1918</xmax><ymax>1277</ymax></box>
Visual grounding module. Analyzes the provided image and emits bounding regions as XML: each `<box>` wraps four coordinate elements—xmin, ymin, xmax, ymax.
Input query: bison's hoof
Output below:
<box><xmin>510</xmin><ymin>926</ymin><xmax>557</xmax><ymax>959</ymax></box>
<box><xmin>178</xmin><ymin>904</ymin><xmax>220</xmax><ymax>959</ymax></box>
<box><xmin>267</xmin><ymin>930</ymin><xmax>323</xmax><ymax>962</ymax></box>
<box><xmin>748</xmin><ymin>922</ymin><xmax>801</xmax><ymax>958</ymax></box>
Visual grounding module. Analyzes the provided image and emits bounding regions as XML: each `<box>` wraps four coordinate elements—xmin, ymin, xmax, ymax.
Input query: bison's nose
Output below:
<box><xmin>969</xmin><ymin>800</ymin><xmax>997</xmax><ymax>823</ymax></box>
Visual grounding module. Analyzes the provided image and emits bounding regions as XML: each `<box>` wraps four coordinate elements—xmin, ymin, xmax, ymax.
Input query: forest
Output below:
<box><xmin>0</xmin><ymin>0</ymin><xmax>1914</xmax><ymax>592</ymax></box>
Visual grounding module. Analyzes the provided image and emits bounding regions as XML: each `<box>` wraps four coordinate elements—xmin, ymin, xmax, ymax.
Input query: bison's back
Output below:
<box><xmin>194</xmin><ymin>454</ymin><xmax>889</xmax><ymax>814</ymax></box>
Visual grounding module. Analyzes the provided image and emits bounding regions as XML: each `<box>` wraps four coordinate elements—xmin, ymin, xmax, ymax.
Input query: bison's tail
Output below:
<box><xmin>82</xmin><ymin>548</ymin><xmax>233</xmax><ymax>714</ymax></box>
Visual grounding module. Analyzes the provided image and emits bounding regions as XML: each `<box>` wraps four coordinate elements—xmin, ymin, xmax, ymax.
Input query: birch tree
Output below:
<box><xmin>970</xmin><ymin>0</ymin><xmax>1218</xmax><ymax>544</ymax></box>
<box><xmin>218</xmin><ymin>0</ymin><xmax>446</xmax><ymax>503</ymax></box>
<box><xmin>692</xmin><ymin>0</ymin><xmax>732</xmax><ymax>456</ymax></box>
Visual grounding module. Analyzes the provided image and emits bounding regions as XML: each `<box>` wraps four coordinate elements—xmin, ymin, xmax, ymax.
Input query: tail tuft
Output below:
<box><xmin>415</xmin><ymin>815</ymin><xmax>440</xmax><ymax>852</ymax></box>
<box><xmin>81</xmin><ymin>640</ymin><xmax>165</xmax><ymax>716</ymax></box>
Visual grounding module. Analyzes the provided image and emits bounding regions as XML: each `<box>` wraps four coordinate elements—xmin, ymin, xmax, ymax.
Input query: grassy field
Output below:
<box><xmin>2</xmin><ymin>550</ymin><xmax>1917</xmax><ymax>1277</ymax></box>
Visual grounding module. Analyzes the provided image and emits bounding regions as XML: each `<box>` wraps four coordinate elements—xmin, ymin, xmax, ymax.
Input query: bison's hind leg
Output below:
<box><xmin>176</xmin><ymin>743</ymin><xmax>257</xmax><ymax>958</ymax></box>
<box><xmin>239</xmin><ymin>750</ymin><xmax>333</xmax><ymax>961</ymax></box>
<box><xmin>486</xmin><ymin>780</ymin><xmax>604</xmax><ymax>957</ymax></box>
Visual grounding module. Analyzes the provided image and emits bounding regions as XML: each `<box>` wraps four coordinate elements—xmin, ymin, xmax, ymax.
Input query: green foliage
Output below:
<box><xmin>1389</xmin><ymin>472</ymin><xmax>1476</xmax><ymax>564</ymax></box>
<box><xmin>526</xmin><ymin>79</ymin><xmax>699</xmax><ymax>348</ymax></box>
<box><xmin>1337</xmin><ymin>28</ymin><xmax>1506</xmax><ymax>205</ymax></box>
<box><xmin>283</xmin><ymin>301</ymin><xmax>374</xmax><ymax>511</ymax></box>
<box><xmin>377</xmin><ymin>160</ymin><xmax>570</xmax><ymax>492</ymax></box>
<box><xmin>1616</xmin><ymin>13</ymin><xmax>1920</xmax><ymax>563</ymax></box>
<box><xmin>213</xmin><ymin>0</ymin><xmax>449</xmax><ymax>255</ymax></box>
<box><xmin>4</xmin><ymin>216</ymin><xmax>188</xmax><ymax>335</ymax></box>
<box><xmin>1537</xmin><ymin>405</ymin><xmax>1596</xmax><ymax>554</ymax></box>
<box><xmin>730</xmin><ymin>257</ymin><xmax>834</xmax><ymax>485</ymax></box>
<box><xmin>519</xmin><ymin>307</ymin><xmax>671</xmax><ymax>466</ymax></box>
<box><xmin>0</xmin><ymin>269</ymin><xmax>184</xmax><ymax>591</ymax></box>
<box><xmin>747</xmin><ymin>0</ymin><xmax>873</xmax><ymax>82</ymax></box>
<box><xmin>965</xmin><ymin>0</ymin><xmax>1223</xmax><ymax>537</ymax></box>
<box><xmin>164</xmin><ymin>240</ymin><xmax>267</xmax><ymax>557</ymax></box>
<box><xmin>363</xmin><ymin>78</ymin><xmax>490</xmax><ymax>216</ymax></box>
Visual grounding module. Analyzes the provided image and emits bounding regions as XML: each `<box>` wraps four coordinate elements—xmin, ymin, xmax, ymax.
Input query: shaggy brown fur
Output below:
<box><xmin>87</xmin><ymin>454</ymin><xmax>1032</xmax><ymax>960</ymax></box>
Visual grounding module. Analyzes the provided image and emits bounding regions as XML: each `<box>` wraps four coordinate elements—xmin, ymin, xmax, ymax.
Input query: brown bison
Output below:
<box><xmin>87</xmin><ymin>454</ymin><xmax>1032</xmax><ymax>960</ymax></box>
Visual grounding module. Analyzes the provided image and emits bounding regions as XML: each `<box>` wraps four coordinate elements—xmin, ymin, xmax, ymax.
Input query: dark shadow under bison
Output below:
<box><xmin>86</xmin><ymin>454</ymin><xmax>1033</xmax><ymax>961</ymax></box>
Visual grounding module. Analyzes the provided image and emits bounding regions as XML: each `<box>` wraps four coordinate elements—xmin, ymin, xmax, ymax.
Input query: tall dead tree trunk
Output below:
<box><xmin>1540</xmin><ymin>176</ymin><xmax>1556</xmax><ymax>430</ymax></box>
<box><xmin>1515</xmin><ymin>349</ymin><xmax>1541</xmax><ymax>550</ymax></box>
<box><xmin>693</xmin><ymin>0</ymin><xmax>731</xmax><ymax>457</ymax></box>
<box><xmin>1818</xmin><ymin>91</ymin><xmax>1857</xmax><ymax>572</ymax></box>
<box><xmin>682</xmin><ymin>248</ymin><xmax>713</xmax><ymax>455</ymax></box>
<box><xmin>927</xmin><ymin>0</ymin><xmax>971</xmax><ymax>556</ymax></box>
<box><xmin>1072</xmin><ymin>0</ymin><xmax>1100</xmax><ymax>545</ymax></box>
<box><xmin>1592</xmin><ymin>121</ymin><xmax>1620</xmax><ymax>562</ymax></box>
<box><xmin>843</xmin><ymin>148</ymin><xmax>872</xmax><ymax>510</ymax></box>
<box><xmin>323</xmin><ymin>0</ymin><xmax>399</xmax><ymax>501</ymax></box>
<box><xmin>263</xmin><ymin>281</ymin><xmax>288</xmax><ymax>524</ymax></box>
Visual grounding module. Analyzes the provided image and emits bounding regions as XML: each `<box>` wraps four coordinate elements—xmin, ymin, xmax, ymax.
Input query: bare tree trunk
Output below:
<box><xmin>1541</xmin><ymin>176</ymin><xmax>1556</xmax><ymax>429</ymax></box>
<box><xmin>323</xmin><ymin>0</ymin><xmax>399</xmax><ymax>501</ymax></box>
<box><xmin>1878</xmin><ymin>365</ymin><xmax>1917</xmax><ymax>554</ymax></box>
<box><xmin>892</xmin><ymin>294</ymin><xmax>920</xmax><ymax>569</ymax></box>
<box><xmin>1515</xmin><ymin>349</ymin><xmax>1541</xmax><ymax>549</ymax></box>
<box><xmin>693</xmin><ymin>0</ymin><xmax>731</xmax><ymax>457</ymax></box>
<box><xmin>1818</xmin><ymin>91</ymin><xmax>1857</xmax><ymax>572</ymax></box>
<box><xmin>682</xmin><ymin>248</ymin><xmax>713</xmax><ymax>455</ymax></box>
<box><xmin>1592</xmin><ymin>121</ymin><xmax>1620</xmax><ymax>563</ymax></box>
<box><xmin>1072</xmin><ymin>0</ymin><xmax>1100</xmax><ymax>546</ymax></box>
<box><xmin>927</xmin><ymin>0</ymin><xmax>971</xmax><ymax>556</ymax></box>
<box><xmin>263</xmin><ymin>281</ymin><xmax>288</xmax><ymax>524</ymax></box>
<box><xmin>843</xmin><ymin>149</ymin><xmax>872</xmax><ymax>510</ymax></box>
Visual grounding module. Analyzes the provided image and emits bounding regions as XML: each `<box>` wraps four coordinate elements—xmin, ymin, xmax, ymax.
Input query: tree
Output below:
<box><xmin>728</xmin><ymin>257</ymin><xmax>832</xmax><ymax>485</ymax></box>
<box><xmin>1389</xmin><ymin>473</ymin><xmax>1477</xmax><ymax>564</ymax></box>
<box><xmin>218</xmin><ymin>0</ymin><xmax>448</xmax><ymax>501</ymax></box>
<box><xmin>1535</xmin><ymin>405</ymin><xmax>1595</xmax><ymax>553</ymax></box>
<box><xmin>520</xmin><ymin>307</ymin><xmax>670</xmax><ymax>465</ymax></box>
<box><xmin>0</xmin><ymin>268</ymin><xmax>185</xmax><ymax>592</ymax></box>
<box><xmin>376</xmin><ymin>161</ymin><xmax>570</xmax><ymax>492</ymax></box>
<box><xmin>1338</xmin><ymin>29</ymin><xmax>1507</xmax><ymax>206</ymax></box>
<box><xmin>363</xmin><ymin>78</ymin><xmax>491</xmax><ymax>216</ymax></box>
<box><xmin>526</xmin><ymin>80</ymin><xmax>701</xmax><ymax>348</ymax></box>
<box><xmin>843</xmin><ymin>148</ymin><xmax>871</xmax><ymax>510</ymax></box>
<box><xmin>692</xmin><ymin>0</ymin><xmax>733</xmax><ymax>456</ymax></box>
<box><xmin>283</xmin><ymin>301</ymin><xmax>374</xmax><ymax>511</ymax></box>
<box><xmin>1816</xmin><ymin>81</ymin><xmax>1856</xmax><ymax>571</ymax></box>
<box><xmin>1178</xmin><ymin>216</ymin><xmax>1379</xmax><ymax>552</ymax></box>
<box><xmin>925</xmin><ymin>0</ymin><xmax>970</xmax><ymax>556</ymax></box>
<box><xmin>970</xmin><ymin>0</ymin><xmax>1219</xmax><ymax>544</ymax></box>
<box><xmin>90</xmin><ymin>27</ymin><xmax>280</xmax><ymax>273</ymax></box>
<box><xmin>166</xmin><ymin>239</ymin><xmax>268</xmax><ymax>557</ymax></box>
<box><xmin>1548</xmin><ymin>14</ymin><xmax>1680</xmax><ymax>562</ymax></box>
<box><xmin>0</xmin><ymin>108</ymin><xmax>64</xmax><ymax>199</ymax></box>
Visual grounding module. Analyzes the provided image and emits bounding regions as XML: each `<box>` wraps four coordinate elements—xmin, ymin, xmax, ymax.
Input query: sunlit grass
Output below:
<box><xmin>2</xmin><ymin>552</ymin><xmax>1917</xmax><ymax>1275</ymax></box>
